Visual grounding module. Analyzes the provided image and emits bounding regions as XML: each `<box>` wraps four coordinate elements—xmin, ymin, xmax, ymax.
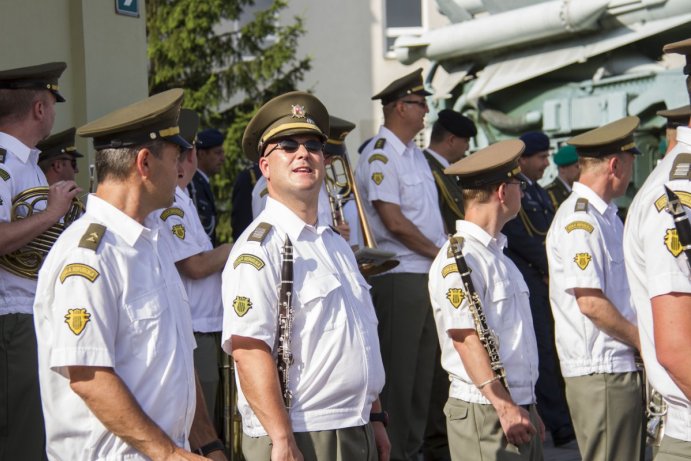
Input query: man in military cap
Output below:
<box><xmin>625</xmin><ymin>37</ymin><xmax>691</xmax><ymax>460</ymax></box>
<box><xmin>189</xmin><ymin>128</ymin><xmax>225</xmax><ymax>246</ymax></box>
<box><xmin>547</xmin><ymin>116</ymin><xmax>644</xmax><ymax>461</ymax></box>
<box><xmin>355</xmin><ymin>68</ymin><xmax>446</xmax><ymax>461</ymax></box>
<box><xmin>428</xmin><ymin>139</ymin><xmax>544</xmax><ymax>461</ymax></box>
<box><xmin>658</xmin><ymin>105</ymin><xmax>691</xmax><ymax>154</ymax></box>
<box><xmin>34</xmin><ymin>89</ymin><xmax>226</xmax><ymax>460</ymax></box>
<box><xmin>221</xmin><ymin>91</ymin><xmax>389</xmax><ymax>461</ymax></box>
<box><xmin>154</xmin><ymin>109</ymin><xmax>232</xmax><ymax>437</ymax></box>
<box><xmin>37</xmin><ymin>127</ymin><xmax>84</xmax><ymax>184</ymax></box>
<box><xmin>0</xmin><ymin>61</ymin><xmax>79</xmax><ymax>460</ymax></box>
<box><xmin>544</xmin><ymin>144</ymin><xmax>579</xmax><ymax>210</ymax></box>
<box><xmin>502</xmin><ymin>131</ymin><xmax>575</xmax><ymax>447</ymax></box>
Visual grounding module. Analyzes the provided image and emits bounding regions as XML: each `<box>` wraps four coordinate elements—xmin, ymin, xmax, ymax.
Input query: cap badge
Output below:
<box><xmin>291</xmin><ymin>104</ymin><xmax>306</xmax><ymax>119</ymax></box>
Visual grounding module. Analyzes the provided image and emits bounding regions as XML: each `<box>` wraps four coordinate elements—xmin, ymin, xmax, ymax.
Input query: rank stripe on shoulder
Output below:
<box><xmin>0</xmin><ymin>168</ymin><xmax>9</xmax><ymax>181</ymax></box>
<box><xmin>248</xmin><ymin>222</ymin><xmax>273</xmax><ymax>243</ymax></box>
<box><xmin>60</xmin><ymin>263</ymin><xmax>100</xmax><ymax>283</ymax></box>
<box><xmin>79</xmin><ymin>223</ymin><xmax>106</xmax><ymax>251</ymax></box>
<box><xmin>669</xmin><ymin>153</ymin><xmax>691</xmax><ymax>181</ymax></box>
<box><xmin>0</xmin><ymin>148</ymin><xmax>6</xmax><ymax>164</ymax></box>
<box><xmin>574</xmin><ymin>198</ymin><xmax>589</xmax><ymax>212</ymax></box>
<box><xmin>654</xmin><ymin>190</ymin><xmax>691</xmax><ymax>212</ymax></box>
<box><xmin>160</xmin><ymin>207</ymin><xmax>184</xmax><ymax>221</ymax></box>
<box><xmin>374</xmin><ymin>138</ymin><xmax>386</xmax><ymax>150</ymax></box>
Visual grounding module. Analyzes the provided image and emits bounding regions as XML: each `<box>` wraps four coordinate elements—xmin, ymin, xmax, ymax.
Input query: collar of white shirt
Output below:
<box><xmin>677</xmin><ymin>126</ymin><xmax>691</xmax><ymax>146</ymax></box>
<box><xmin>456</xmin><ymin>220</ymin><xmax>508</xmax><ymax>250</ymax></box>
<box><xmin>379</xmin><ymin>126</ymin><xmax>416</xmax><ymax>157</ymax></box>
<box><xmin>571</xmin><ymin>181</ymin><xmax>615</xmax><ymax>216</ymax></box>
<box><xmin>85</xmin><ymin>194</ymin><xmax>154</xmax><ymax>247</ymax></box>
<box><xmin>0</xmin><ymin>131</ymin><xmax>38</xmax><ymax>163</ymax></box>
<box><xmin>264</xmin><ymin>196</ymin><xmax>332</xmax><ymax>242</ymax></box>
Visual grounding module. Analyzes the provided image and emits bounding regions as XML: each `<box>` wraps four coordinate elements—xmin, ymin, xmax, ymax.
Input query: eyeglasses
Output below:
<box><xmin>56</xmin><ymin>157</ymin><xmax>77</xmax><ymax>168</ymax></box>
<box><xmin>264</xmin><ymin>139</ymin><xmax>324</xmax><ymax>157</ymax></box>
<box><xmin>505</xmin><ymin>179</ymin><xmax>527</xmax><ymax>191</ymax></box>
<box><xmin>400</xmin><ymin>99</ymin><xmax>428</xmax><ymax>109</ymax></box>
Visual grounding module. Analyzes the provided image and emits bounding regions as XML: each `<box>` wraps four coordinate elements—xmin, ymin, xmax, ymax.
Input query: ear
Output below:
<box><xmin>497</xmin><ymin>182</ymin><xmax>507</xmax><ymax>204</ymax></box>
<box><xmin>258</xmin><ymin>155</ymin><xmax>270</xmax><ymax>179</ymax></box>
<box><xmin>608</xmin><ymin>155</ymin><xmax>619</xmax><ymax>176</ymax></box>
<box><xmin>135</xmin><ymin>148</ymin><xmax>153</xmax><ymax>179</ymax></box>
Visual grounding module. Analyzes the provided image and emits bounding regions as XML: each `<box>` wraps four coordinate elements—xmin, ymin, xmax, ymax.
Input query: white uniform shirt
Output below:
<box><xmin>252</xmin><ymin>175</ymin><xmax>332</xmax><ymax>225</ymax></box>
<box><xmin>547</xmin><ymin>182</ymin><xmax>638</xmax><ymax>377</ymax></box>
<box><xmin>0</xmin><ymin>132</ymin><xmax>48</xmax><ymax>315</ymax></box>
<box><xmin>428</xmin><ymin>221</ymin><xmax>539</xmax><ymax>405</ymax></box>
<box><xmin>355</xmin><ymin>126</ymin><xmax>446</xmax><ymax>273</ymax></box>
<box><xmin>34</xmin><ymin>195</ymin><xmax>197</xmax><ymax>460</ymax></box>
<box><xmin>624</xmin><ymin>126</ymin><xmax>691</xmax><ymax>441</ymax></box>
<box><xmin>156</xmin><ymin>186</ymin><xmax>222</xmax><ymax>333</ymax></box>
<box><xmin>221</xmin><ymin>197</ymin><xmax>385</xmax><ymax>437</ymax></box>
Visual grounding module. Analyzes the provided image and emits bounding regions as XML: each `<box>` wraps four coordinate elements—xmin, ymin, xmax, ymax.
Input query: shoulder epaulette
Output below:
<box><xmin>374</xmin><ymin>138</ymin><xmax>386</xmax><ymax>150</ymax></box>
<box><xmin>574</xmin><ymin>198</ymin><xmax>589</xmax><ymax>212</ymax></box>
<box><xmin>669</xmin><ymin>153</ymin><xmax>691</xmax><ymax>181</ymax></box>
<box><xmin>79</xmin><ymin>223</ymin><xmax>106</xmax><ymax>251</ymax></box>
<box><xmin>0</xmin><ymin>148</ymin><xmax>6</xmax><ymax>163</ymax></box>
<box><xmin>159</xmin><ymin>207</ymin><xmax>184</xmax><ymax>221</ymax></box>
<box><xmin>0</xmin><ymin>168</ymin><xmax>9</xmax><ymax>181</ymax></box>
<box><xmin>247</xmin><ymin>222</ymin><xmax>273</xmax><ymax>243</ymax></box>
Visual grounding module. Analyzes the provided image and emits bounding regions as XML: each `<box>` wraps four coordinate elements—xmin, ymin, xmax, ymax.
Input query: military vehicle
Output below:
<box><xmin>394</xmin><ymin>0</ymin><xmax>691</xmax><ymax>197</ymax></box>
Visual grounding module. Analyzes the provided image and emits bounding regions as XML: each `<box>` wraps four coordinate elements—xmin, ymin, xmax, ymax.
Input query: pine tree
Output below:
<box><xmin>147</xmin><ymin>0</ymin><xmax>311</xmax><ymax>242</ymax></box>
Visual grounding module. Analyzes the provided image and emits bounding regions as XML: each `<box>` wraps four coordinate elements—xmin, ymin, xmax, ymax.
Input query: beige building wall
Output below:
<box><xmin>0</xmin><ymin>0</ymin><xmax>149</xmax><ymax>189</ymax></box>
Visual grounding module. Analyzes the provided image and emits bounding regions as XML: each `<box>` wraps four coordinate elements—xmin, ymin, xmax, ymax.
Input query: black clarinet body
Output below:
<box><xmin>277</xmin><ymin>237</ymin><xmax>294</xmax><ymax>408</ymax></box>
<box><xmin>665</xmin><ymin>186</ymin><xmax>691</xmax><ymax>271</ymax></box>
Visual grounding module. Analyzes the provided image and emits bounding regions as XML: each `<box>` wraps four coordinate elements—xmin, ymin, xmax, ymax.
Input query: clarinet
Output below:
<box><xmin>665</xmin><ymin>186</ymin><xmax>691</xmax><ymax>271</ymax></box>
<box><xmin>449</xmin><ymin>236</ymin><xmax>509</xmax><ymax>390</ymax></box>
<box><xmin>276</xmin><ymin>237</ymin><xmax>294</xmax><ymax>409</ymax></box>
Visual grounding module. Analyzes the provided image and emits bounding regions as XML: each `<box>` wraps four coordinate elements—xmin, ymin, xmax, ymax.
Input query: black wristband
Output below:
<box><xmin>196</xmin><ymin>439</ymin><xmax>225</xmax><ymax>456</ymax></box>
<box><xmin>370</xmin><ymin>410</ymin><xmax>389</xmax><ymax>427</ymax></box>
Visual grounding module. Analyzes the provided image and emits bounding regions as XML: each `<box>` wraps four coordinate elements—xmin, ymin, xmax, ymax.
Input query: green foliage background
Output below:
<box><xmin>147</xmin><ymin>0</ymin><xmax>311</xmax><ymax>242</ymax></box>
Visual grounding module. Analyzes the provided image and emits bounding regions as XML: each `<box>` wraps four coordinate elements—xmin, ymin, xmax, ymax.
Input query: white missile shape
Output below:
<box><xmin>395</xmin><ymin>0</ymin><xmax>610</xmax><ymax>64</ymax></box>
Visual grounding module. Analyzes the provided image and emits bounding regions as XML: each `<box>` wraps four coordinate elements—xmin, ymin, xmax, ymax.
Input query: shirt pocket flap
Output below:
<box><xmin>296</xmin><ymin>273</ymin><xmax>341</xmax><ymax>304</ymax></box>
<box><xmin>400</xmin><ymin>173</ymin><xmax>422</xmax><ymax>187</ymax></box>
<box><xmin>445</xmin><ymin>401</ymin><xmax>469</xmax><ymax>421</ymax></box>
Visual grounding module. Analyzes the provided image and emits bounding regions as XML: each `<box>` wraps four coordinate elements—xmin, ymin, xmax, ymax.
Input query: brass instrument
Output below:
<box><xmin>0</xmin><ymin>186</ymin><xmax>84</xmax><ymax>280</ymax></box>
<box><xmin>324</xmin><ymin>153</ymin><xmax>398</xmax><ymax>276</ymax></box>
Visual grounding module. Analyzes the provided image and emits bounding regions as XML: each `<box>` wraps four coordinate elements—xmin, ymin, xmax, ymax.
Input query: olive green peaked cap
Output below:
<box><xmin>567</xmin><ymin>116</ymin><xmax>641</xmax><ymax>157</ymax></box>
<box><xmin>657</xmin><ymin>105</ymin><xmax>691</xmax><ymax>128</ymax></box>
<box><xmin>445</xmin><ymin>139</ymin><xmax>524</xmax><ymax>188</ymax></box>
<box><xmin>324</xmin><ymin>115</ymin><xmax>356</xmax><ymax>156</ymax></box>
<box><xmin>37</xmin><ymin>127</ymin><xmax>83</xmax><ymax>164</ymax></box>
<box><xmin>0</xmin><ymin>62</ymin><xmax>67</xmax><ymax>102</ymax></box>
<box><xmin>178</xmin><ymin>109</ymin><xmax>200</xmax><ymax>145</ymax></box>
<box><xmin>371</xmin><ymin>68</ymin><xmax>432</xmax><ymax>105</ymax></box>
<box><xmin>77</xmin><ymin>88</ymin><xmax>191</xmax><ymax>150</ymax></box>
<box><xmin>242</xmin><ymin>91</ymin><xmax>329</xmax><ymax>162</ymax></box>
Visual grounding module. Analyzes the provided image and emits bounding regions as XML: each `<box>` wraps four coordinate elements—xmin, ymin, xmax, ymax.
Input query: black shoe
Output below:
<box><xmin>552</xmin><ymin>426</ymin><xmax>576</xmax><ymax>447</ymax></box>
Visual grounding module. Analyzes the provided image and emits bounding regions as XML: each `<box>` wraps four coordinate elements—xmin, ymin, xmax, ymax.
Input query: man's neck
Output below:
<box><xmin>95</xmin><ymin>181</ymin><xmax>153</xmax><ymax>224</ymax></box>
<box><xmin>268</xmin><ymin>190</ymin><xmax>319</xmax><ymax>226</ymax></box>
<box><xmin>463</xmin><ymin>202</ymin><xmax>507</xmax><ymax>239</ymax></box>
<box><xmin>0</xmin><ymin>123</ymin><xmax>41</xmax><ymax>148</ymax></box>
<box><xmin>577</xmin><ymin>174</ymin><xmax>613</xmax><ymax>204</ymax></box>
<box><xmin>384</xmin><ymin>121</ymin><xmax>416</xmax><ymax>146</ymax></box>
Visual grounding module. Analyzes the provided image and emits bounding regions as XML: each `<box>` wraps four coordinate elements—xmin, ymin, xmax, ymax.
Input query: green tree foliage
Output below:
<box><xmin>147</xmin><ymin>0</ymin><xmax>311</xmax><ymax>242</ymax></box>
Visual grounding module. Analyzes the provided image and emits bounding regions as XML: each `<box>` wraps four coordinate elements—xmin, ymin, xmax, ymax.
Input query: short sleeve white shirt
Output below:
<box><xmin>221</xmin><ymin>197</ymin><xmax>385</xmax><ymax>437</ymax></box>
<box><xmin>547</xmin><ymin>182</ymin><xmax>638</xmax><ymax>377</ymax></box>
<box><xmin>428</xmin><ymin>221</ymin><xmax>539</xmax><ymax>405</ymax></box>
<box><xmin>624</xmin><ymin>126</ymin><xmax>691</xmax><ymax>441</ymax></box>
<box><xmin>34</xmin><ymin>195</ymin><xmax>197</xmax><ymax>460</ymax></box>
<box><xmin>355</xmin><ymin>126</ymin><xmax>446</xmax><ymax>273</ymax></box>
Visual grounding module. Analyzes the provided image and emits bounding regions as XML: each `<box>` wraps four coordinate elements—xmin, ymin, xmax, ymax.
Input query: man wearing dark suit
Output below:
<box><xmin>502</xmin><ymin>131</ymin><xmax>575</xmax><ymax>447</ymax></box>
<box><xmin>188</xmin><ymin>128</ymin><xmax>224</xmax><ymax>246</ymax></box>
<box><xmin>544</xmin><ymin>144</ymin><xmax>579</xmax><ymax>210</ymax></box>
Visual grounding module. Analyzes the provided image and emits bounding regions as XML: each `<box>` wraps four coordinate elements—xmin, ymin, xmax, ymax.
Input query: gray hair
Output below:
<box><xmin>95</xmin><ymin>140</ymin><xmax>166</xmax><ymax>182</ymax></box>
<box><xmin>0</xmin><ymin>89</ymin><xmax>43</xmax><ymax>124</ymax></box>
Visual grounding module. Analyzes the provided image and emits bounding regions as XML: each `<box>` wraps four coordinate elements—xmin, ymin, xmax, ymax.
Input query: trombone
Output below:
<box><xmin>324</xmin><ymin>152</ymin><xmax>398</xmax><ymax>277</ymax></box>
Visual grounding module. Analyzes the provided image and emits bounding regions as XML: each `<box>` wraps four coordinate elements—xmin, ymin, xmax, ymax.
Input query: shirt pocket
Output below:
<box><xmin>295</xmin><ymin>273</ymin><xmax>344</xmax><ymax>331</ymax></box>
<box><xmin>124</xmin><ymin>290</ymin><xmax>169</xmax><ymax>363</ymax></box>
<box><xmin>400</xmin><ymin>173</ymin><xmax>424</xmax><ymax>206</ymax></box>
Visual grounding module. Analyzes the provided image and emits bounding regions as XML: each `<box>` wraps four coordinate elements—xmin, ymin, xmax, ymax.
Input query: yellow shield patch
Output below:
<box><xmin>372</xmin><ymin>172</ymin><xmax>384</xmax><ymax>185</ymax></box>
<box><xmin>573</xmin><ymin>253</ymin><xmax>592</xmax><ymax>270</ymax></box>
<box><xmin>664</xmin><ymin>228</ymin><xmax>682</xmax><ymax>257</ymax></box>
<box><xmin>64</xmin><ymin>308</ymin><xmax>91</xmax><ymax>335</ymax></box>
<box><xmin>172</xmin><ymin>224</ymin><xmax>186</xmax><ymax>240</ymax></box>
<box><xmin>446</xmin><ymin>288</ymin><xmax>465</xmax><ymax>309</ymax></box>
<box><xmin>233</xmin><ymin>296</ymin><xmax>253</xmax><ymax>317</ymax></box>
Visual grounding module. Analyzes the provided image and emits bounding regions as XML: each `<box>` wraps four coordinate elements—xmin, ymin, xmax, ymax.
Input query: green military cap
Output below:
<box><xmin>77</xmin><ymin>88</ymin><xmax>191</xmax><ymax>150</ymax></box>
<box><xmin>371</xmin><ymin>68</ymin><xmax>432</xmax><ymax>105</ymax></box>
<box><xmin>553</xmin><ymin>144</ymin><xmax>578</xmax><ymax>167</ymax></box>
<box><xmin>0</xmin><ymin>62</ymin><xmax>67</xmax><ymax>102</ymax></box>
<box><xmin>445</xmin><ymin>139</ymin><xmax>523</xmax><ymax>188</ymax></box>
<box><xmin>657</xmin><ymin>105</ymin><xmax>691</xmax><ymax>128</ymax></box>
<box><xmin>178</xmin><ymin>108</ymin><xmax>200</xmax><ymax>146</ymax></box>
<box><xmin>242</xmin><ymin>91</ymin><xmax>329</xmax><ymax>162</ymax></box>
<box><xmin>567</xmin><ymin>116</ymin><xmax>641</xmax><ymax>157</ymax></box>
<box><xmin>37</xmin><ymin>127</ymin><xmax>83</xmax><ymax>164</ymax></box>
<box><xmin>324</xmin><ymin>115</ymin><xmax>356</xmax><ymax>157</ymax></box>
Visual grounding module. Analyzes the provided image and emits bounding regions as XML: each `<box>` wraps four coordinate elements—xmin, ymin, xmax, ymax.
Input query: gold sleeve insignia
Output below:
<box><xmin>233</xmin><ymin>254</ymin><xmax>265</xmax><ymax>270</ymax></box>
<box><xmin>574</xmin><ymin>253</ymin><xmax>592</xmax><ymax>270</ymax></box>
<box><xmin>654</xmin><ymin>191</ymin><xmax>691</xmax><ymax>212</ymax></box>
<box><xmin>446</xmin><ymin>288</ymin><xmax>465</xmax><ymax>309</ymax></box>
<box><xmin>160</xmin><ymin>207</ymin><xmax>184</xmax><ymax>221</ymax></box>
<box><xmin>441</xmin><ymin>263</ymin><xmax>459</xmax><ymax>278</ymax></box>
<box><xmin>368</xmin><ymin>153</ymin><xmax>389</xmax><ymax>164</ymax></box>
<box><xmin>233</xmin><ymin>296</ymin><xmax>253</xmax><ymax>317</ymax></box>
<box><xmin>65</xmin><ymin>308</ymin><xmax>91</xmax><ymax>335</ymax></box>
<box><xmin>59</xmin><ymin>263</ymin><xmax>100</xmax><ymax>283</ymax></box>
<box><xmin>372</xmin><ymin>172</ymin><xmax>384</xmax><ymax>185</ymax></box>
<box><xmin>171</xmin><ymin>224</ymin><xmax>186</xmax><ymax>240</ymax></box>
<box><xmin>0</xmin><ymin>168</ymin><xmax>9</xmax><ymax>181</ymax></box>
<box><xmin>565</xmin><ymin>221</ymin><xmax>594</xmax><ymax>233</ymax></box>
<box><xmin>664</xmin><ymin>228</ymin><xmax>683</xmax><ymax>257</ymax></box>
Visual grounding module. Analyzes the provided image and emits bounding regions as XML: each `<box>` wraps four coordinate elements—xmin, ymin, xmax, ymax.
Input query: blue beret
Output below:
<box><xmin>553</xmin><ymin>144</ymin><xmax>578</xmax><ymax>166</ymax></box>
<box><xmin>519</xmin><ymin>131</ymin><xmax>550</xmax><ymax>157</ymax></box>
<box><xmin>436</xmin><ymin>109</ymin><xmax>477</xmax><ymax>138</ymax></box>
<box><xmin>195</xmin><ymin>128</ymin><xmax>224</xmax><ymax>149</ymax></box>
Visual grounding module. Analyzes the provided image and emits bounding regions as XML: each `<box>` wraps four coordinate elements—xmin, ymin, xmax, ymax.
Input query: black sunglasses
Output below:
<box><xmin>505</xmin><ymin>179</ymin><xmax>527</xmax><ymax>191</ymax></box>
<box><xmin>264</xmin><ymin>139</ymin><xmax>324</xmax><ymax>157</ymax></box>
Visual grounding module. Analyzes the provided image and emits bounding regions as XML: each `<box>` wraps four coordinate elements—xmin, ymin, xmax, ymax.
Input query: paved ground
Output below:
<box><xmin>543</xmin><ymin>433</ymin><xmax>654</xmax><ymax>461</ymax></box>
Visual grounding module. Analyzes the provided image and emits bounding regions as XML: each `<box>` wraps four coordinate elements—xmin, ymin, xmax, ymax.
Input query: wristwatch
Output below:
<box><xmin>370</xmin><ymin>411</ymin><xmax>389</xmax><ymax>427</ymax></box>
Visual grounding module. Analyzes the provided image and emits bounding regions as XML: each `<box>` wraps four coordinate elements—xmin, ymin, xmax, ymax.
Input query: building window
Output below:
<box><xmin>384</xmin><ymin>0</ymin><xmax>425</xmax><ymax>58</ymax></box>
